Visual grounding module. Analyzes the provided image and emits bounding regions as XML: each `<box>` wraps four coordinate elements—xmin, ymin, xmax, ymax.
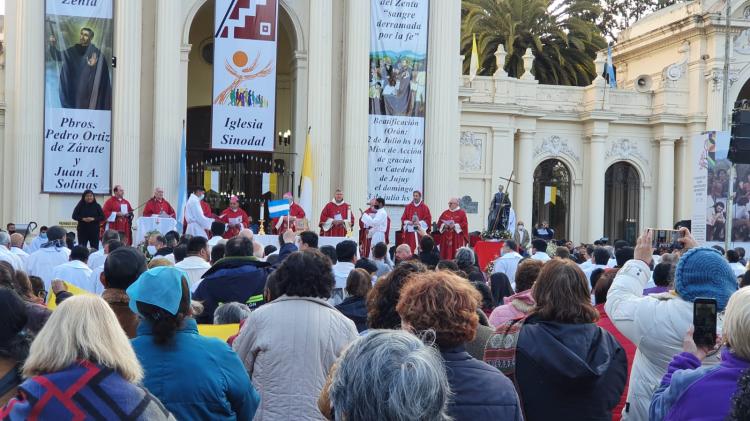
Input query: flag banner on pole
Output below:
<box><xmin>544</xmin><ymin>186</ymin><xmax>557</xmax><ymax>205</ymax></box>
<box><xmin>269</xmin><ymin>173</ymin><xmax>277</xmax><ymax>194</ymax></box>
<box><xmin>211</xmin><ymin>0</ymin><xmax>278</xmax><ymax>151</ymax></box>
<box><xmin>368</xmin><ymin>0</ymin><xmax>429</xmax><ymax>205</ymax></box>
<box><xmin>176</xmin><ymin>124</ymin><xmax>188</xmax><ymax>232</ymax></box>
<box><xmin>262</xmin><ymin>172</ymin><xmax>270</xmax><ymax>194</ymax></box>
<box><xmin>606</xmin><ymin>43</ymin><xmax>617</xmax><ymax>88</ymax></box>
<box><xmin>203</xmin><ymin>170</ymin><xmax>219</xmax><ymax>192</ymax></box>
<box><xmin>43</xmin><ymin>0</ymin><xmax>113</xmax><ymax>194</ymax></box>
<box><xmin>299</xmin><ymin>129</ymin><xmax>313</xmax><ymax>217</ymax></box>
<box><xmin>268</xmin><ymin>199</ymin><xmax>290</xmax><ymax>218</ymax></box>
<box><xmin>470</xmin><ymin>33</ymin><xmax>479</xmax><ymax>80</ymax></box>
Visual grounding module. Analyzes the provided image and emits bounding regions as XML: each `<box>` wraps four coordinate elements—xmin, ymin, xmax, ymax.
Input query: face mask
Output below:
<box><xmin>40</xmin><ymin>233</ymin><xmax>47</xmax><ymax>240</ymax></box>
<box><xmin>518</xmin><ymin>225</ymin><xmax>524</xmax><ymax>228</ymax></box>
<box><xmin>147</xmin><ymin>245</ymin><xmax>157</xmax><ymax>255</ymax></box>
<box><xmin>197</xmin><ymin>194</ymin><xmax>204</xmax><ymax>201</ymax></box>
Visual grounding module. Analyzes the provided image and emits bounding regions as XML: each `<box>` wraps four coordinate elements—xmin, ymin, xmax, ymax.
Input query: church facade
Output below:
<box><xmin>0</xmin><ymin>0</ymin><xmax>747</xmax><ymax>244</ymax></box>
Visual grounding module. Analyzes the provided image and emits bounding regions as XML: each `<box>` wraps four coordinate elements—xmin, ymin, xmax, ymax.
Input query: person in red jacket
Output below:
<box><xmin>594</xmin><ymin>268</ymin><xmax>635</xmax><ymax>421</ymax></box>
<box><xmin>142</xmin><ymin>187</ymin><xmax>176</xmax><ymax>218</ymax></box>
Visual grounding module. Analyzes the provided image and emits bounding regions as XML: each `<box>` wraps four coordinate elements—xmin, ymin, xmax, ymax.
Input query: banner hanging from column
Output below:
<box><xmin>212</xmin><ymin>0</ymin><xmax>278</xmax><ymax>152</ymax></box>
<box><xmin>368</xmin><ymin>0</ymin><xmax>429</xmax><ymax>205</ymax></box>
<box><xmin>43</xmin><ymin>0</ymin><xmax>113</xmax><ymax>194</ymax></box>
<box><xmin>691</xmin><ymin>131</ymin><xmax>750</xmax><ymax>246</ymax></box>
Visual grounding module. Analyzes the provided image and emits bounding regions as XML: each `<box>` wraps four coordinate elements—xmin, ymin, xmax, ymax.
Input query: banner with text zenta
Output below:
<box><xmin>369</xmin><ymin>0</ymin><xmax>429</xmax><ymax>205</ymax></box>
<box><xmin>44</xmin><ymin>0</ymin><xmax>113</xmax><ymax>194</ymax></box>
<box><xmin>212</xmin><ymin>0</ymin><xmax>278</xmax><ymax>152</ymax></box>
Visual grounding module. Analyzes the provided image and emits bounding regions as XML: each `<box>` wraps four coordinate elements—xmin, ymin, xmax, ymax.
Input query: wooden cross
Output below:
<box><xmin>491</xmin><ymin>171</ymin><xmax>518</xmax><ymax>231</ymax></box>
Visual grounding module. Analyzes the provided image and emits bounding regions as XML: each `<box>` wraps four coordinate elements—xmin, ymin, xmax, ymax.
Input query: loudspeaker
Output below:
<box><xmin>634</xmin><ymin>75</ymin><xmax>652</xmax><ymax>92</ymax></box>
<box><xmin>729</xmin><ymin>108</ymin><xmax>750</xmax><ymax>164</ymax></box>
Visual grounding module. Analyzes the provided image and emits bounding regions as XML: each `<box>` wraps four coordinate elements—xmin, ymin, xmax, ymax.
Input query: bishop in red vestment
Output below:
<box><xmin>359</xmin><ymin>198</ymin><xmax>391</xmax><ymax>257</ymax></box>
<box><xmin>272</xmin><ymin>192</ymin><xmax>306</xmax><ymax>233</ymax></box>
<box><xmin>142</xmin><ymin>187</ymin><xmax>176</xmax><ymax>218</ymax></box>
<box><xmin>219</xmin><ymin>195</ymin><xmax>251</xmax><ymax>239</ymax></box>
<box><xmin>437</xmin><ymin>198</ymin><xmax>469</xmax><ymax>260</ymax></box>
<box><xmin>401</xmin><ymin>191</ymin><xmax>432</xmax><ymax>253</ymax></box>
<box><xmin>319</xmin><ymin>190</ymin><xmax>354</xmax><ymax>237</ymax></box>
<box><xmin>102</xmin><ymin>185</ymin><xmax>134</xmax><ymax>245</ymax></box>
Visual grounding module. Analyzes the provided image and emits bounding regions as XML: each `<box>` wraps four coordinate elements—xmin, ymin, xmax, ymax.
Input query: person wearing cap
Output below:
<box><xmin>129</xmin><ymin>266</ymin><xmax>259</xmax><ymax>420</ymax></box>
<box><xmin>272</xmin><ymin>192</ymin><xmax>306</xmax><ymax>234</ymax></box>
<box><xmin>605</xmin><ymin>228</ymin><xmax>739</xmax><ymax>421</ymax></box>
<box><xmin>219</xmin><ymin>195</ymin><xmax>250</xmax><ymax>239</ymax></box>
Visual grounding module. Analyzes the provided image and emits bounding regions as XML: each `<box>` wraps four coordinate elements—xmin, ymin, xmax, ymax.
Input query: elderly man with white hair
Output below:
<box><xmin>0</xmin><ymin>231</ymin><xmax>23</xmax><ymax>270</ymax></box>
<box><xmin>9</xmin><ymin>233</ymin><xmax>30</xmax><ymax>267</ymax></box>
<box><xmin>437</xmin><ymin>197</ymin><xmax>469</xmax><ymax>260</ymax></box>
<box><xmin>143</xmin><ymin>187</ymin><xmax>176</xmax><ymax>218</ymax></box>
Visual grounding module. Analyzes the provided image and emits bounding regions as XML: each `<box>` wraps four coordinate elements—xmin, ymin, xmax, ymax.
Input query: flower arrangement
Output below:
<box><xmin>480</xmin><ymin>229</ymin><xmax>512</xmax><ymax>240</ymax></box>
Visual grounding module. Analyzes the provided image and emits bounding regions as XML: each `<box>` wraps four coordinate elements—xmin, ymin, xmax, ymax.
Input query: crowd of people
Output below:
<box><xmin>3</xmin><ymin>205</ymin><xmax>750</xmax><ymax>419</ymax></box>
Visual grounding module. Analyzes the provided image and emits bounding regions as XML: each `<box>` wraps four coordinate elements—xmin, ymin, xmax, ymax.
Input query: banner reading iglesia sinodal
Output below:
<box><xmin>368</xmin><ymin>0</ymin><xmax>429</xmax><ymax>205</ymax></box>
<box><xmin>43</xmin><ymin>0</ymin><xmax>113</xmax><ymax>194</ymax></box>
<box><xmin>212</xmin><ymin>0</ymin><xmax>278</xmax><ymax>152</ymax></box>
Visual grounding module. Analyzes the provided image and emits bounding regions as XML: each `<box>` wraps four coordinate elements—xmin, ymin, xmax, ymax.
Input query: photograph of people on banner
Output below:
<box><xmin>211</xmin><ymin>0</ymin><xmax>278</xmax><ymax>152</ymax></box>
<box><xmin>43</xmin><ymin>0</ymin><xmax>113</xmax><ymax>194</ymax></box>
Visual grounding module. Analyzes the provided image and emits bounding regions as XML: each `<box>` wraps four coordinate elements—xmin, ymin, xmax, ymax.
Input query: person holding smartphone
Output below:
<box><xmin>604</xmin><ymin>228</ymin><xmax>738</xmax><ymax>420</ymax></box>
<box><xmin>649</xmin><ymin>288</ymin><xmax>750</xmax><ymax>420</ymax></box>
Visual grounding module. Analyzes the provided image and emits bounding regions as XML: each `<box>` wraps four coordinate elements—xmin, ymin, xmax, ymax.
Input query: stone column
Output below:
<box><xmin>515</xmin><ymin>130</ymin><xmax>534</xmax><ymax>228</ymax></box>
<box><xmin>424</xmin><ymin>0</ymin><xmax>461</xmax><ymax>212</ymax></box>
<box><xmin>587</xmin><ymin>135</ymin><xmax>606</xmax><ymax>241</ymax></box>
<box><xmin>112</xmin><ymin>0</ymin><xmax>142</xmax><ymax>203</ymax></box>
<box><xmin>307</xmin><ymin>0</ymin><xmax>333</xmax><ymax>223</ymax></box>
<box><xmin>342</xmin><ymin>0</ymin><xmax>370</xmax><ymax>232</ymax></box>
<box><xmin>657</xmin><ymin>137</ymin><xmax>676</xmax><ymax>228</ymax></box>
<box><xmin>152</xmin><ymin>0</ymin><xmax>182</xmax><ymax>206</ymax></box>
<box><xmin>3</xmin><ymin>0</ymin><xmax>46</xmax><ymax>222</ymax></box>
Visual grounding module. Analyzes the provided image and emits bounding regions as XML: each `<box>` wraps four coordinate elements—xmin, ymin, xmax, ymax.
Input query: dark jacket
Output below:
<box><xmin>71</xmin><ymin>201</ymin><xmax>105</xmax><ymax>230</ymax></box>
<box><xmin>417</xmin><ymin>250</ymin><xmax>440</xmax><ymax>268</ymax></box>
<box><xmin>193</xmin><ymin>256</ymin><xmax>271</xmax><ymax>324</ymax></box>
<box><xmin>515</xmin><ymin>315</ymin><xmax>627</xmax><ymax>421</ymax></box>
<box><xmin>442</xmin><ymin>345</ymin><xmax>523</xmax><ymax>421</ymax></box>
<box><xmin>335</xmin><ymin>296</ymin><xmax>368</xmax><ymax>332</ymax></box>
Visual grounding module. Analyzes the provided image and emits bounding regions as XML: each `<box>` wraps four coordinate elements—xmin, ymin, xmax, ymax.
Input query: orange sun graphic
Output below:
<box><xmin>232</xmin><ymin>51</ymin><xmax>248</xmax><ymax>67</ymax></box>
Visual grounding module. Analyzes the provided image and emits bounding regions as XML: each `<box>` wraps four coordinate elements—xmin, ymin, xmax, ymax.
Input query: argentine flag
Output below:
<box><xmin>268</xmin><ymin>200</ymin><xmax>291</xmax><ymax>218</ymax></box>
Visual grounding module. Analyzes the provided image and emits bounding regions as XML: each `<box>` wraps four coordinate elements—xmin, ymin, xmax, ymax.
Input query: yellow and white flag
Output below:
<box><xmin>299</xmin><ymin>129</ymin><xmax>313</xmax><ymax>217</ymax></box>
<box><xmin>544</xmin><ymin>186</ymin><xmax>557</xmax><ymax>205</ymax></box>
<box><xmin>469</xmin><ymin>33</ymin><xmax>479</xmax><ymax>80</ymax></box>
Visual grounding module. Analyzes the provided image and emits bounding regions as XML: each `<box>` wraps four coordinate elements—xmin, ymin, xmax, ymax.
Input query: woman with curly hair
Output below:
<box><xmin>366</xmin><ymin>260</ymin><xmax>427</xmax><ymax>329</ymax></box>
<box><xmin>397</xmin><ymin>271</ymin><xmax>522</xmax><ymax>420</ymax></box>
<box><xmin>233</xmin><ymin>250</ymin><xmax>358</xmax><ymax>420</ymax></box>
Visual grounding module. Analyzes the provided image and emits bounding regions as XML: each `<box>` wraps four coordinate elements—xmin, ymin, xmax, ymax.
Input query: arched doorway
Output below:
<box><xmin>532</xmin><ymin>159</ymin><xmax>571</xmax><ymax>240</ymax></box>
<box><xmin>604</xmin><ymin>162</ymin><xmax>640</xmax><ymax>244</ymax></box>
<box><xmin>185</xmin><ymin>1</ymin><xmax>296</xmax><ymax>221</ymax></box>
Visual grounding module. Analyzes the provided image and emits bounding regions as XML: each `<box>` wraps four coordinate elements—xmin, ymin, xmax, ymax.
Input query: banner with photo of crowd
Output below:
<box><xmin>211</xmin><ymin>0</ymin><xmax>278</xmax><ymax>152</ymax></box>
<box><xmin>368</xmin><ymin>0</ymin><xmax>429</xmax><ymax>205</ymax></box>
<box><xmin>43</xmin><ymin>0</ymin><xmax>113</xmax><ymax>194</ymax></box>
<box><xmin>692</xmin><ymin>131</ymin><xmax>750</xmax><ymax>247</ymax></box>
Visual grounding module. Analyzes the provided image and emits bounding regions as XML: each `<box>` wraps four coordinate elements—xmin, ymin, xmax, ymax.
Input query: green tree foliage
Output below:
<box><xmin>598</xmin><ymin>0</ymin><xmax>679</xmax><ymax>40</ymax></box>
<box><xmin>461</xmin><ymin>0</ymin><xmax>607</xmax><ymax>86</ymax></box>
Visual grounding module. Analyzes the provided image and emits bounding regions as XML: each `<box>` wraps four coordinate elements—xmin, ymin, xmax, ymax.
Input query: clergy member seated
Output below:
<box><xmin>142</xmin><ymin>187</ymin><xmax>176</xmax><ymax>218</ymax></box>
<box><xmin>437</xmin><ymin>198</ymin><xmax>469</xmax><ymax>260</ymax></box>
<box><xmin>175</xmin><ymin>236</ymin><xmax>211</xmax><ymax>292</ymax></box>
<box><xmin>319</xmin><ymin>189</ymin><xmax>354</xmax><ymax>237</ymax></box>
<box><xmin>52</xmin><ymin>245</ymin><xmax>97</xmax><ymax>294</ymax></box>
<box><xmin>26</xmin><ymin>226</ymin><xmax>71</xmax><ymax>293</ymax></box>
<box><xmin>272</xmin><ymin>192</ymin><xmax>306</xmax><ymax>233</ymax></box>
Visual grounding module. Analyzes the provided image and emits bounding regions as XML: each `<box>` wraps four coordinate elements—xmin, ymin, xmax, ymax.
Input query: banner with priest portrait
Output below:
<box><xmin>43</xmin><ymin>0</ymin><xmax>113</xmax><ymax>194</ymax></box>
<box><xmin>368</xmin><ymin>0</ymin><xmax>429</xmax><ymax>205</ymax></box>
<box><xmin>211</xmin><ymin>0</ymin><xmax>278</xmax><ymax>152</ymax></box>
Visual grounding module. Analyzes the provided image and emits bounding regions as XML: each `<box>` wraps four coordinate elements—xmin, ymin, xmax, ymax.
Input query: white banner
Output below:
<box><xmin>691</xmin><ymin>131</ymin><xmax>750</xmax><ymax>247</ymax></box>
<box><xmin>212</xmin><ymin>0</ymin><xmax>278</xmax><ymax>152</ymax></box>
<box><xmin>44</xmin><ymin>0</ymin><xmax>113</xmax><ymax>194</ymax></box>
<box><xmin>368</xmin><ymin>0</ymin><xmax>429</xmax><ymax>205</ymax></box>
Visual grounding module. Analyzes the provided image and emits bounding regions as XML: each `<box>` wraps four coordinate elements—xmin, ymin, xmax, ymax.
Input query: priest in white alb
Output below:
<box><xmin>360</xmin><ymin>197</ymin><xmax>388</xmax><ymax>257</ymax></box>
<box><xmin>185</xmin><ymin>187</ymin><xmax>214</xmax><ymax>239</ymax></box>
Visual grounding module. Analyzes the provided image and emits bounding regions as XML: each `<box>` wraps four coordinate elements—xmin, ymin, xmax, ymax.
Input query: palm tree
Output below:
<box><xmin>461</xmin><ymin>0</ymin><xmax>607</xmax><ymax>86</ymax></box>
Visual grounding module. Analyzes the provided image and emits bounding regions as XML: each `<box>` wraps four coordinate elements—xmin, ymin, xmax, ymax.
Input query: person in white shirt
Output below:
<box><xmin>578</xmin><ymin>244</ymin><xmax>594</xmax><ymax>271</ymax></box>
<box><xmin>0</xmin><ymin>232</ymin><xmax>23</xmax><ymax>271</ymax></box>
<box><xmin>583</xmin><ymin>247</ymin><xmax>611</xmax><ymax>287</ymax></box>
<box><xmin>175</xmin><ymin>236</ymin><xmax>212</xmax><ymax>292</ymax></box>
<box><xmin>492</xmin><ymin>240</ymin><xmax>523</xmax><ymax>289</ymax></box>
<box><xmin>360</xmin><ymin>198</ymin><xmax>388</xmax><ymax>258</ymax></box>
<box><xmin>9</xmin><ymin>233</ymin><xmax>30</xmax><ymax>267</ymax></box>
<box><xmin>727</xmin><ymin>249</ymin><xmax>746</xmax><ymax>277</ymax></box>
<box><xmin>185</xmin><ymin>187</ymin><xmax>214</xmax><ymax>239</ymax></box>
<box><xmin>88</xmin><ymin>230</ymin><xmax>122</xmax><ymax>270</ymax></box>
<box><xmin>52</xmin><ymin>245</ymin><xmax>97</xmax><ymax>293</ymax></box>
<box><xmin>25</xmin><ymin>226</ymin><xmax>71</xmax><ymax>292</ymax></box>
<box><xmin>88</xmin><ymin>240</ymin><xmax>125</xmax><ymax>296</ymax></box>
<box><xmin>24</xmin><ymin>226</ymin><xmax>48</xmax><ymax>254</ymax></box>
<box><xmin>530</xmin><ymin>239</ymin><xmax>551</xmax><ymax>262</ymax></box>
<box><xmin>330</xmin><ymin>240</ymin><xmax>358</xmax><ymax>306</ymax></box>
<box><xmin>207</xmin><ymin>221</ymin><xmax>226</xmax><ymax>250</ymax></box>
